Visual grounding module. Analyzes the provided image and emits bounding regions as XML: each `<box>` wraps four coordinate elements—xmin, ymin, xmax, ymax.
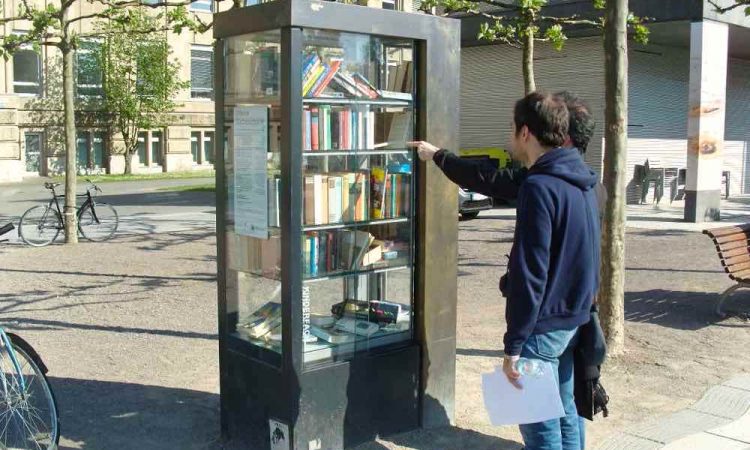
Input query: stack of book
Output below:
<box><xmin>385</xmin><ymin>61</ymin><xmax>413</xmax><ymax>96</ymax></box>
<box><xmin>303</xmin><ymin>229</ymin><xmax>384</xmax><ymax>277</ymax></box>
<box><xmin>303</xmin><ymin>54</ymin><xmax>380</xmax><ymax>99</ymax></box>
<box><xmin>302</xmin><ymin>53</ymin><xmax>413</xmax><ymax>101</ymax></box>
<box><xmin>304</xmin><ymin>172</ymin><xmax>369</xmax><ymax>225</ymax></box>
<box><xmin>236</xmin><ymin>302</ymin><xmax>282</xmax><ymax>339</ymax></box>
<box><xmin>302</xmin><ymin>106</ymin><xmax>376</xmax><ymax>151</ymax></box>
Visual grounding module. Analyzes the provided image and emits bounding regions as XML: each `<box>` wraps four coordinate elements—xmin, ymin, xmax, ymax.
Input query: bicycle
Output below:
<box><xmin>18</xmin><ymin>180</ymin><xmax>119</xmax><ymax>247</ymax></box>
<box><xmin>0</xmin><ymin>223</ymin><xmax>60</xmax><ymax>449</ymax></box>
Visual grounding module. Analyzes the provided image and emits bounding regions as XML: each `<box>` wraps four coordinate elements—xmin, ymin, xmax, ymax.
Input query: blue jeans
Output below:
<box><xmin>519</xmin><ymin>328</ymin><xmax>584</xmax><ymax>450</ymax></box>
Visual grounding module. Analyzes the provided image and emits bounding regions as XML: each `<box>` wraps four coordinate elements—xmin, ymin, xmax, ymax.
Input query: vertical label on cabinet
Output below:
<box><xmin>233</xmin><ymin>105</ymin><xmax>269</xmax><ymax>239</ymax></box>
<box><xmin>302</xmin><ymin>285</ymin><xmax>312</xmax><ymax>343</ymax></box>
<box><xmin>269</xmin><ymin>418</ymin><xmax>290</xmax><ymax>450</ymax></box>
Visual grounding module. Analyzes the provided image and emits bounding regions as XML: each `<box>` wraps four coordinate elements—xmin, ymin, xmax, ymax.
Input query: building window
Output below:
<box><xmin>191</xmin><ymin>132</ymin><xmax>200</xmax><ymax>163</ymax></box>
<box><xmin>13</xmin><ymin>46</ymin><xmax>42</xmax><ymax>95</ymax></box>
<box><xmin>190</xmin><ymin>0</ymin><xmax>212</xmax><ymax>12</ymax></box>
<box><xmin>191</xmin><ymin>130</ymin><xmax>215</xmax><ymax>165</ymax></box>
<box><xmin>136</xmin><ymin>130</ymin><xmax>163</xmax><ymax>167</ymax></box>
<box><xmin>151</xmin><ymin>131</ymin><xmax>163</xmax><ymax>166</ymax></box>
<box><xmin>77</xmin><ymin>41</ymin><xmax>103</xmax><ymax>97</ymax></box>
<box><xmin>382</xmin><ymin>0</ymin><xmax>396</xmax><ymax>9</ymax></box>
<box><xmin>76</xmin><ymin>131</ymin><xmax>105</xmax><ymax>171</ymax></box>
<box><xmin>137</xmin><ymin>132</ymin><xmax>147</xmax><ymax>165</ymax></box>
<box><xmin>191</xmin><ymin>46</ymin><xmax>214</xmax><ymax>100</ymax></box>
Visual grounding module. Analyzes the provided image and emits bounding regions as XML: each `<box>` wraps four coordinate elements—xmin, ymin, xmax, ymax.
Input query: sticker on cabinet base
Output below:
<box><xmin>309</xmin><ymin>438</ymin><xmax>322</xmax><ymax>450</ymax></box>
<box><xmin>269</xmin><ymin>418</ymin><xmax>290</xmax><ymax>450</ymax></box>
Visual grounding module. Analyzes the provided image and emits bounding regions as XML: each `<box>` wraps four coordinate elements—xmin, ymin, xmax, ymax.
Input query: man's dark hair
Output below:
<box><xmin>513</xmin><ymin>92</ymin><xmax>569</xmax><ymax>148</ymax></box>
<box><xmin>555</xmin><ymin>91</ymin><xmax>596</xmax><ymax>154</ymax></box>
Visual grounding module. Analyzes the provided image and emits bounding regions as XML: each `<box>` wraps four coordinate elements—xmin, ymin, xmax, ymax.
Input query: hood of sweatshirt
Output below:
<box><xmin>528</xmin><ymin>147</ymin><xmax>598</xmax><ymax>191</ymax></box>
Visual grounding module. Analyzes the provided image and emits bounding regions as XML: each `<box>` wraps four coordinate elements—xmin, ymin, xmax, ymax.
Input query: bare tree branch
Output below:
<box><xmin>456</xmin><ymin>0</ymin><xmax>519</xmax><ymax>10</ymax></box>
<box><xmin>541</xmin><ymin>15</ymin><xmax>600</xmax><ymax>27</ymax></box>
<box><xmin>708</xmin><ymin>0</ymin><xmax>749</xmax><ymax>13</ymax></box>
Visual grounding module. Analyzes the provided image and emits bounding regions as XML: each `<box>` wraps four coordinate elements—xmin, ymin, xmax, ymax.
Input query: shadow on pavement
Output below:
<box><xmin>49</xmin><ymin>377</ymin><xmax>221</xmax><ymax>450</ymax></box>
<box><xmin>625</xmin><ymin>288</ymin><xmax>750</xmax><ymax>330</ymax></box>
<box><xmin>353</xmin><ymin>426</ymin><xmax>522</xmax><ymax>450</ymax></box>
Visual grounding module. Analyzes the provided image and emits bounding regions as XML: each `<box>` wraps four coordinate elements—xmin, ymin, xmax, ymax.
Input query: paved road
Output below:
<box><xmin>0</xmin><ymin>177</ymin><xmax>216</xmax><ymax>242</ymax></box>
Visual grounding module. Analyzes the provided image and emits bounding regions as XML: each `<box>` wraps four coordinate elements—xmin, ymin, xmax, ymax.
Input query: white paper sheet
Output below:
<box><xmin>482</xmin><ymin>363</ymin><xmax>565</xmax><ymax>425</ymax></box>
<box><xmin>233</xmin><ymin>105</ymin><xmax>269</xmax><ymax>239</ymax></box>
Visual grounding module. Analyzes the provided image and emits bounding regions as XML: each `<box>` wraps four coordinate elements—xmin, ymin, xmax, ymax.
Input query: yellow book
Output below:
<box><xmin>303</xmin><ymin>64</ymin><xmax>326</xmax><ymax>97</ymax></box>
<box><xmin>371</xmin><ymin>167</ymin><xmax>386</xmax><ymax>219</ymax></box>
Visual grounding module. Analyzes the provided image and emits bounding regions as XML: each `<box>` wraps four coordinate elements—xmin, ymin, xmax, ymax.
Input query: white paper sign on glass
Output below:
<box><xmin>269</xmin><ymin>418</ymin><xmax>290</xmax><ymax>450</ymax></box>
<box><xmin>482</xmin><ymin>362</ymin><xmax>565</xmax><ymax>425</ymax></box>
<box><xmin>233</xmin><ymin>105</ymin><xmax>269</xmax><ymax>239</ymax></box>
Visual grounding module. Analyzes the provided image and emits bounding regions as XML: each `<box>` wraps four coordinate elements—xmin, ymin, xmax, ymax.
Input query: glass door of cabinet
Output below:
<box><xmin>222</xmin><ymin>30</ymin><xmax>283</xmax><ymax>365</ymax></box>
<box><xmin>298</xmin><ymin>29</ymin><xmax>416</xmax><ymax>367</ymax></box>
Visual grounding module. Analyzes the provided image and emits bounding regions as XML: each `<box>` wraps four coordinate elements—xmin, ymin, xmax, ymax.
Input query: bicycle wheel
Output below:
<box><xmin>18</xmin><ymin>206</ymin><xmax>61</xmax><ymax>247</ymax></box>
<box><xmin>0</xmin><ymin>339</ymin><xmax>60</xmax><ymax>449</ymax></box>
<box><xmin>78</xmin><ymin>202</ymin><xmax>118</xmax><ymax>242</ymax></box>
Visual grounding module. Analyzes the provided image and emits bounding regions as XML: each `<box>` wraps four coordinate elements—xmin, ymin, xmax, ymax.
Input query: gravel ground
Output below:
<box><xmin>1</xmin><ymin>211</ymin><xmax>749</xmax><ymax>450</ymax></box>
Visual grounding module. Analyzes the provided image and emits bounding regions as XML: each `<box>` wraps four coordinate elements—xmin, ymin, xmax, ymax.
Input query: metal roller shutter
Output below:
<box><xmin>460</xmin><ymin>37</ymin><xmax>606</xmax><ymax>176</ymax></box>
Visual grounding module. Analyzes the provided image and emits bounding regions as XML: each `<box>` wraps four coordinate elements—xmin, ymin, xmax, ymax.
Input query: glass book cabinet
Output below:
<box><xmin>214</xmin><ymin>1</ymin><xmax>459</xmax><ymax>449</ymax></box>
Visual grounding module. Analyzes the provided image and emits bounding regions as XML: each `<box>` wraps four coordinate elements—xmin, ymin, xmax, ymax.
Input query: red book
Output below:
<box><xmin>311</xmin><ymin>108</ymin><xmax>319</xmax><ymax>151</ymax></box>
<box><xmin>313</xmin><ymin>60</ymin><xmax>342</xmax><ymax>97</ymax></box>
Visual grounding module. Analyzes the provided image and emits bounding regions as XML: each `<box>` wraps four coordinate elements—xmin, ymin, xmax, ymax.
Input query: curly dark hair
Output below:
<box><xmin>555</xmin><ymin>91</ymin><xmax>596</xmax><ymax>155</ymax></box>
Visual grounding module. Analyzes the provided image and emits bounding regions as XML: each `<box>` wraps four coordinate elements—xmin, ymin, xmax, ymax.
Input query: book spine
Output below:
<box><xmin>310</xmin><ymin>233</ymin><xmax>318</xmax><ymax>278</ymax></box>
<box><xmin>301</xmin><ymin>53</ymin><xmax>317</xmax><ymax>81</ymax></box>
<box><xmin>303</xmin><ymin>63</ymin><xmax>325</xmax><ymax>97</ymax></box>
<box><xmin>318</xmin><ymin>232</ymin><xmax>327</xmax><ymax>275</ymax></box>
<box><xmin>341</xmin><ymin>173</ymin><xmax>351</xmax><ymax>223</ymax></box>
<box><xmin>304</xmin><ymin>235</ymin><xmax>312</xmax><ymax>277</ymax></box>
<box><xmin>371</xmin><ymin>167</ymin><xmax>386</xmax><ymax>219</ymax></box>
<box><xmin>368</xmin><ymin>110</ymin><xmax>375</xmax><ymax>150</ymax></box>
<box><xmin>311</xmin><ymin>109</ymin><xmax>319</xmax><ymax>151</ymax></box>
<box><xmin>304</xmin><ymin>176</ymin><xmax>315</xmax><ymax>225</ymax></box>
<box><xmin>313</xmin><ymin>174</ymin><xmax>325</xmax><ymax>225</ymax></box>
<box><xmin>325</xmin><ymin>106</ymin><xmax>332</xmax><ymax>151</ymax></box>
<box><xmin>304</xmin><ymin>109</ymin><xmax>312</xmax><ymax>151</ymax></box>
<box><xmin>331</xmin><ymin>110</ymin><xmax>340</xmax><ymax>150</ymax></box>
<box><xmin>313</xmin><ymin>60</ymin><xmax>341</xmax><ymax>97</ymax></box>
<box><xmin>357</xmin><ymin>111</ymin><xmax>365</xmax><ymax>149</ymax></box>
<box><xmin>275</xmin><ymin>178</ymin><xmax>281</xmax><ymax>226</ymax></box>
<box><xmin>309</xmin><ymin>63</ymin><xmax>330</xmax><ymax>98</ymax></box>
<box><xmin>268</xmin><ymin>176</ymin><xmax>277</xmax><ymax>227</ymax></box>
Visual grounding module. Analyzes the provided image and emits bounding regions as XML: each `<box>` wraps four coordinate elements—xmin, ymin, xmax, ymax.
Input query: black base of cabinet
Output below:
<box><xmin>222</xmin><ymin>344</ymin><xmax>421</xmax><ymax>450</ymax></box>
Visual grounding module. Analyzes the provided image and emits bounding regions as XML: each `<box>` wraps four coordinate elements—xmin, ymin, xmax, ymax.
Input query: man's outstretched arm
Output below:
<box><xmin>408</xmin><ymin>141</ymin><xmax>526</xmax><ymax>201</ymax></box>
<box><xmin>434</xmin><ymin>149</ymin><xmax>526</xmax><ymax>201</ymax></box>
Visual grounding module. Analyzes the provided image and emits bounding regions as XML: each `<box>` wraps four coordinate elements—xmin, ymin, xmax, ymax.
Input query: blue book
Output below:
<box><xmin>302</xmin><ymin>53</ymin><xmax>317</xmax><ymax>79</ymax></box>
<box><xmin>310</xmin><ymin>234</ymin><xmax>319</xmax><ymax>277</ymax></box>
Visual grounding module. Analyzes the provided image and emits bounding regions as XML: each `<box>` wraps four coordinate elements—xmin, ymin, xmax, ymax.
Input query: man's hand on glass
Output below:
<box><xmin>407</xmin><ymin>141</ymin><xmax>440</xmax><ymax>161</ymax></box>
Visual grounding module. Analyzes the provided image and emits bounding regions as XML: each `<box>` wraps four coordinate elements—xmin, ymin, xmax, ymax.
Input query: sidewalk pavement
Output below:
<box><xmin>485</xmin><ymin>197</ymin><xmax>750</xmax><ymax>232</ymax></box>
<box><xmin>597</xmin><ymin>375</ymin><xmax>750</xmax><ymax>450</ymax></box>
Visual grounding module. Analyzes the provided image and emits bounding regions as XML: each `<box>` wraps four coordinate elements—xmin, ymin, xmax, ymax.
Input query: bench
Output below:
<box><xmin>703</xmin><ymin>224</ymin><xmax>750</xmax><ymax>317</ymax></box>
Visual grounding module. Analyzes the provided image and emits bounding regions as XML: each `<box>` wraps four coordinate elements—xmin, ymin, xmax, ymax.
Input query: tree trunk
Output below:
<box><xmin>599</xmin><ymin>0</ymin><xmax>629</xmax><ymax>356</ymax></box>
<box><xmin>124</xmin><ymin>150</ymin><xmax>133</xmax><ymax>175</ymax></box>
<box><xmin>61</xmin><ymin>39</ymin><xmax>78</xmax><ymax>244</ymax></box>
<box><xmin>522</xmin><ymin>27</ymin><xmax>536</xmax><ymax>95</ymax></box>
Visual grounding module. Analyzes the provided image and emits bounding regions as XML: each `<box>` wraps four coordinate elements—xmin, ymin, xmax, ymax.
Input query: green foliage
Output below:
<box><xmin>544</xmin><ymin>24</ymin><xmax>567</xmax><ymax>51</ymax></box>
<box><xmin>96</xmin><ymin>8</ymin><xmax>189</xmax><ymax>159</ymax></box>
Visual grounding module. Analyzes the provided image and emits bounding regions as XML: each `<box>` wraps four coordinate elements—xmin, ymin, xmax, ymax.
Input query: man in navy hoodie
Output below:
<box><xmin>502</xmin><ymin>92</ymin><xmax>600</xmax><ymax>450</ymax></box>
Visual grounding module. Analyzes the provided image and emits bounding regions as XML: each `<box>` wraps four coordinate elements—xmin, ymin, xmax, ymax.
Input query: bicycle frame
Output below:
<box><xmin>42</xmin><ymin>186</ymin><xmax>99</xmax><ymax>230</ymax></box>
